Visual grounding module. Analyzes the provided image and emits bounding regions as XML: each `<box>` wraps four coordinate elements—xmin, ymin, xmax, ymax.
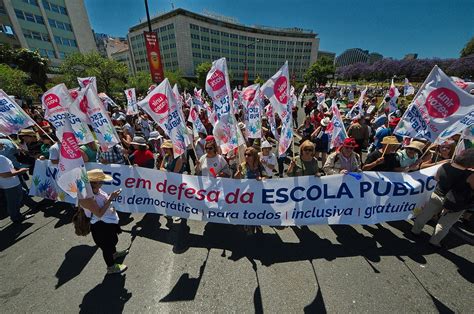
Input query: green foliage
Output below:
<box><xmin>165</xmin><ymin>69</ymin><xmax>196</xmax><ymax>92</ymax></box>
<box><xmin>0</xmin><ymin>64</ymin><xmax>42</xmax><ymax>98</ymax></box>
<box><xmin>303</xmin><ymin>56</ymin><xmax>335</xmax><ymax>89</ymax></box>
<box><xmin>254</xmin><ymin>75</ymin><xmax>265</xmax><ymax>85</ymax></box>
<box><xmin>127</xmin><ymin>71</ymin><xmax>153</xmax><ymax>97</ymax></box>
<box><xmin>59</xmin><ymin>52</ymin><xmax>128</xmax><ymax>95</ymax></box>
<box><xmin>460</xmin><ymin>37</ymin><xmax>474</xmax><ymax>57</ymax></box>
<box><xmin>195</xmin><ymin>62</ymin><xmax>212</xmax><ymax>89</ymax></box>
<box><xmin>0</xmin><ymin>46</ymin><xmax>49</xmax><ymax>90</ymax></box>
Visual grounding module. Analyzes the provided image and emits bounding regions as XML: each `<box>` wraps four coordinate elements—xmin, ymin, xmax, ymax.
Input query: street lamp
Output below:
<box><xmin>244</xmin><ymin>39</ymin><xmax>260</xmax><ymax>87</ymax></box>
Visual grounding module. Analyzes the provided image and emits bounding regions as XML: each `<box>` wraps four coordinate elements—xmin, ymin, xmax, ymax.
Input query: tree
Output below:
<box><xmin>127</xmin><ymin>71</ymin><xmax>153</xmax><ymax>97</ymax></box>
<box><xmin>59</xmin><ymin>52</ymin><xmax>128</xmax><ymax>95</ymax></box>
<box><xmin>0</xmin><ymin>46</ymin><xmax>49</xmax><ymax>90</ymax></box>
<box><xmin>0</xmin><ymin>64</ymin><xmax>42</xmax><ymax>99</ymax></box>
<box><xmin>461</xmin><ymin>37</ymin><xmax>474</xmax><ymax>57</ymax></box>
<box><xmin>195</xmin><ymin>62</ymin><xmax>212</xmax><ymax>89</ymax></box>
<box><xmin>303</xmin><ymin>56</ymin><xmax>335</xmax><ymax>88</ymax></box>
<box><xmin>254</xmin><ymin>75</ymin><xmax>265</xmax><ymax>85</ymax></box>
<box><xmin>164</xmin><ymin>69</ymin><xmax>196</xmax><ymax>91</ymax></box>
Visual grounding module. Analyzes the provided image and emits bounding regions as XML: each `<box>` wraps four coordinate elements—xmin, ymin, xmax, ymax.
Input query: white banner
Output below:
<box><xmin>394</xmin><ymin>66</ymin><xmax>474</xmax><ymax>142</ymax></box>
<box><xmin>138</xmin><ymin>78</ymin><xmax>190</xmax><ymax>157</ymax></box>
<box><xmin>41</xmin><ymin>84</ymin><xmax>94</xmax><ymax>145</ymax></box>
<box><xmin>0</xmin><ymin>90</ymin><xmax>35</xmax><ymax>135</ymax></box>
<box><xmin>30</xmin><ymin>161</ymin><xmax>439</xmax><ymax>226</ymax></box>
<box><xmin>29</xmin><ymin>160</ymin><xmax>77</xmax><ymax>204</ymax></box>
<box><xmin>242</xmin><ymin>84</ymin><xmax>261</xmax><ymax>139</ymax></box>
<box><xmin>125</xmin><ymin>88</ymin><xmax>138</xmax><ymax>115</ymax></box>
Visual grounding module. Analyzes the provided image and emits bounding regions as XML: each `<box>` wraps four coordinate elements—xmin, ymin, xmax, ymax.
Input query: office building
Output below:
<box><xmin>0</xmin><ymin>0</ymin><xmax>97</xmax><ymax>68</ymax></box>
<box><xmin>111</xmin><ymin>47</ymin><xmax>133</xmax><ymax>75</ymax></box>
<box><xmin>318</xmin><ymin>50</ymin><xmax>335</xmax><ymax>63</ymax></box>
<box><xmin>335</xmin><ymin>48</ymin><xmax>384</xmax><ymax>67</ymax></box>
<box><xmin>128</xmin><ymin>8</ymin><xmax>319</xmax><ymax>81</ymax></box>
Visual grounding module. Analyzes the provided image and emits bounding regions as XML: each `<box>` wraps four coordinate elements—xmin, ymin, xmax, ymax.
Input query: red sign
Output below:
<box><xmin>144</xmin><ymin>31</ymin><xmax>164</xmax><ymax>83</ymax></box>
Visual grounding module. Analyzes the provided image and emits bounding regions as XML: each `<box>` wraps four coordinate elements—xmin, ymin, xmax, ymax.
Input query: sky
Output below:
<box><xmin>84</xmin><ymin>0</ymin><xmax>474</xmax><ymax>59</ymax></box>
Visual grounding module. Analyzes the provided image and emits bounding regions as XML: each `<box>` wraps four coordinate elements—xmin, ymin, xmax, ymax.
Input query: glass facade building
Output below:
<box><xmin>128</xmin><ymin>9</ymin><xmax>319</xmax><ymax>81</ymax></box>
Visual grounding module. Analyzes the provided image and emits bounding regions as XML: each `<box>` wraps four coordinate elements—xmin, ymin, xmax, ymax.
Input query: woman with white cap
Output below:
<box><xmin>311</xmin><ymin>117</ymin><xmax>330</xmax><ymax>166</ymax></box>
<box><xmin>128</xmin><ymin>136</ymin><xmax>155</xmax><ymax>168</ymax></box>
<box><xmin>79</xmin><ymin>169</ymin><xmax>128</xmax><ymax>274</ymax></box>
<box><xmin>259</xmin><ymin>141</ymin><xmax>277</xmax><ymax>179</ymax></box>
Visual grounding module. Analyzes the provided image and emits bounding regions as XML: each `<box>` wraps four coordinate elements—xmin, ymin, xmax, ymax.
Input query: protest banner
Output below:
<box><xmin>41</xmin><ymin>84</ymin><xmax>94</xmax><ymax>145</ymax></box>
<box><xmin>138</xmin><ymin>78</ymin><xmax>190</xmax><ymax>157</ymax></box>
<box><xmin>0</xmin><ymin>89</ymin><xmax>35</xmax><ymax>134</ymax></box>
<box><xmin>261</xmin><ymin>61</ymin><xmax>293</xmax><ymax>156</ymax></box>
<box><xmin>328</xmin><ymin>99</ymin><xmax>348</xmax><ymax>149</ymax></box>
<box><xmin>346</xmin><ymin>87</ymin><xmax>367</xmax><ymax>119</ymax></box>
<box><xmin>31</xmin><ymin>161</ymin><xmax>439</xmax><ymax>226</ymax></box>
<box><xmin>79</xmin><ymin>85</ymin><xmax>120</xmax><ymax>151</ymax></box>
<box><xmin>394</xmin><ymin>66</ymin><xmax>474</xmax><ymax>142</ymax></box>
<box><xmin>205</xmin><ymin>57</ymin><xmax>245</xmax><ymax>154</ymax></box>
<box><xmin>298</xmin><ymin>85</ymin><xmax>307</xmax><ymax>104</ymax></box>
<box><xmin>241</xmin><ymin>84</ymin><xmax>261</xmax><ymax>139</ymax></box>
<box><xmin>188</xmin><ymin>103</ymin><xmax>207</xmax><ymax>135</ymax></box>
<box><xmin>77</xmin><ymin>77</ymin><xmax>97</xmax><ymax>91</ymax></box>
<box><xmin>29</xmin><ymin>159</ymin><xmax>77</xmax><ymax>204</ymax></box>
<box><xmin>56</xmin><ymin>114</ymin><xmax>92</xmax><ymax>199</ymax></box>
<box><xmin>404</xmin><ymin>78</ymin><xmax>415</xmax><ymax>96</ymax></box>
<box><xmin>388</xmin><ymin>79</ymin><xmax>400</xmax><ymax>112</ymax></box>
<box><xmin>125</xmin><ymin>88</ymin><xmax>138</xmax><ymax>115</ymax></box>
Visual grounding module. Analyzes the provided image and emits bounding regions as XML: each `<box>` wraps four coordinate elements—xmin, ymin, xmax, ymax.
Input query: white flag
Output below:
<box><xmin>0</xmin><ymin>89</ymin><xmax>35</xmax><ymax>135</ymax></box>
<box><xmin>205</xmin><ymin>57</ymin><xmax>245</xmax><ymax>154</ymax></box>
<box><xmin>346</xmin><ymin>87</ymin><xmax>367</xmax><ymax>119</ymax></box>
<box><xmin>42</xmin><ymin>84</ymin><xmax>94</xmax><ymax>145</ymax></box>
<box><xmin>298</xmin><ymin>85</ymin><xmax>307</xmax><ymax>104</ymax></box>
<box><xmin>125</xmin><ymin>88</ymin><xmax>138</xmax><ymax>115</ymax></box>
<box><xmin>261</xmin><ymin>62</ymin><xmax>292</xmax><ymax>156</ymax></box>
<box><xmin>394</xmin><ymin>66</ymin><xmax>474</xmax><ymax>142</ymax></box>
<box><xmin>388</xmin><ymin>79</ymin><xmax>400</xmax><ymax>112</ymax></box>
<box><xmin>138</xmin><ymin>78</ymin><xmax>190</xmax><ymax>158</ymax></box>
<box><xmin>328</xmin><ymin>99</ymin><xmax>348</xmax><ymax>149</ymax></box>
<box><xmin>242</xmin><ymin>84</ymin><xmax>261</xmax><ymax>139</ymax></box>
<box><xmin>404</xmin><ymin>78</ymin><xmax>415</xmax><ymax>96</ymax></box>
<box><xmin>57</xmin><ymin>113</ymin><xmax>92</xmax><ymax>199</ymax></box>
<box><xmin>77</xmin><ymin>77</ymin><xmax>97</xmax><ymax>92</ymax></box>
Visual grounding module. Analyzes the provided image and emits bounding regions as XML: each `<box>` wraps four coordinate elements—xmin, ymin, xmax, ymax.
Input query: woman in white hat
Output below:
<box><xmin>128</xmin><ymin>136</ymin><xmax>155</xmax><ymax>168</ymax></box>
<box><xmin>311</xmin><ymin>117</ymin><xmax>331</xmax><ymax>166</ymax></box>
<box><xmin>79</xmin><ymin>169</ymin><xmax>128</xmax><ymax>274</ymax></box>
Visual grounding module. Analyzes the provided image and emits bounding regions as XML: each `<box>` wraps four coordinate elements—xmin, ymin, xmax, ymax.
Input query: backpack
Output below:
<box><xmin>72</xmin><ymin>208</ymin><xmax>91</xmax><ymax>236</ymax></box>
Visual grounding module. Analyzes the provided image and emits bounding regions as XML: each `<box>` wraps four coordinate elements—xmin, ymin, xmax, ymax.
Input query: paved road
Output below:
<box><xmin>0</xmin><ymin>202</ymin><xmax>472</xmax><ymax>313</ymax></box>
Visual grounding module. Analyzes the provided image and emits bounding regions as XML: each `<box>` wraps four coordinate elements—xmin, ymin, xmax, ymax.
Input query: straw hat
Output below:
<box><xmin>381</xmin><ymin>136</ymin><xmax>400</xmax><ymax>145</ymax></box>
<box><xmin>18</xmin><ymin>129</ymin><xmax>37</xmax><ymax>137</ymax></box>
<box><xmin>87</xmin><ymin>169</ymin><xmax>113</xmax><ymax>182</ymax></box>
<box><xmin>161</xmin><ymin>140</ymin><xmax>173</xmax><ymax>149</ymax></box>
<box><xmin>130</xmin><ymin>136</ymin><xmax>146</xmax><ymax>146</ymax></box>
<box><xmin>405</xmin><ymin>141</ymin><xmax>425</xmax><ymax>154</ymax></box>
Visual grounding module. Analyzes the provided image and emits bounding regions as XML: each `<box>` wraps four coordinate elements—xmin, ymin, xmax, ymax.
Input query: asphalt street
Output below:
<box><xmin>1</xmin><ymin>103</ymin><xmax>473</xmax><ymax>313</ymax></box>
<box><xmin>0</xmin><ymin>202</ymin><xmax>473</xmax><ymax>313</ymax></box>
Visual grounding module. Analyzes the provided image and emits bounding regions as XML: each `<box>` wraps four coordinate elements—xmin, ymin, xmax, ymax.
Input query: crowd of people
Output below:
<box><xmin>1</xmin><ymin>84</ymin><xmax>473</xmax><ymax>274</ymax></box>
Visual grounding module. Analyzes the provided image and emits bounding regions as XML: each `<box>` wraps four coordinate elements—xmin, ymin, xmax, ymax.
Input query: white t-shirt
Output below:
<box><xmin>199</xmin><ymin>154</ymin><xmax>230</xmax><ymax>177</ymax></box>
<box><xmin>259</xmin><ymin>152</ymin><xmax>277</xmax><ymax>176</ymax></box>
<box><xmin>84</xmin><ymin>189</ymin><xmax>119</xmax><ymax>224</ymax></box>
<box><xmin>49</xmin><ymin>143</ymin><xmax>59</xmax><ymax>162</ymax></box>
<box><xmin>195</xmin><ymin>138</ymin><xmax>206</xmax><ymax>159</ymax></box>
<box><xmin>0</xmin><ymin>155</ymin><xmax>21</xmax><ymax>189</ymax></box>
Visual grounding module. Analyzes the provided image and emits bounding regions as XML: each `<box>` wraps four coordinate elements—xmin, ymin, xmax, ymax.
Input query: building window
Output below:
<box><xmin>201</xmin><ymin>36</ymin><xmax>209</xmax><ymax>42</ymax></box>
<box><xmin>24</xmin><ymin>12</ymin><xmax>35</xmax><ymax>22</ymax></box>
<box><xmin>200</xmin><ymin>27</ymin><xmax>209</xmax><ymax>33</ymax></box>
<box><xmin>210</xmin><ymin>29</ymin><xmax>219</xmax><ymax>35</ymax></box>
<box><xmin>54</xmin><ymin>35</ymin><xmax>62</xmax><ymax>44</ymax></box>
<box><xmin>23</xmin><ymin>0</ymin><xmax>39</xmax><ymax>6</ymax></box>
<box><xmin>191</xmin><ymin>34</ymin><xmax>199</xmax><ymax>39</ymax></box>
<box><xmin>15</xmin><ymin>9</ymin><xmax>24</xmax><ymax>19</ymax></box>
<box><xmin>35</xmin><ymin>15</ymin><xmax>44</xmax><ymax>24</ymax></box>
<box><xmin>190</xmin><ymin>24</ymin><xmax>199</xmax><ymax>30</ymax></box>
<box><xmin>169</xmin><ymin>43</ymin><xmax>176</xmax><ymax>48</ymax></box>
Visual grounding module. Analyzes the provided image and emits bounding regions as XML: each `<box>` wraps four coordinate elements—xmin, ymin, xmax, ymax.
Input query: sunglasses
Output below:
<box><xmin>205</xmin><ymin>147</ymin><xmax>214</xmax><ymax>151</ymax></box>
<box><xmin>303</xmin><ymin>148</ymin><xmax>314</xmax><ymax>152</ymax></box>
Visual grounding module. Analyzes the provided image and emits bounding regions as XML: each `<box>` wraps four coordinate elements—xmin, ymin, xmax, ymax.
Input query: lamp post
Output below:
<box><xmin>244</xmin><ymin>40</ymin><xmax>259</xmax><ymax>87</ymax></box>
